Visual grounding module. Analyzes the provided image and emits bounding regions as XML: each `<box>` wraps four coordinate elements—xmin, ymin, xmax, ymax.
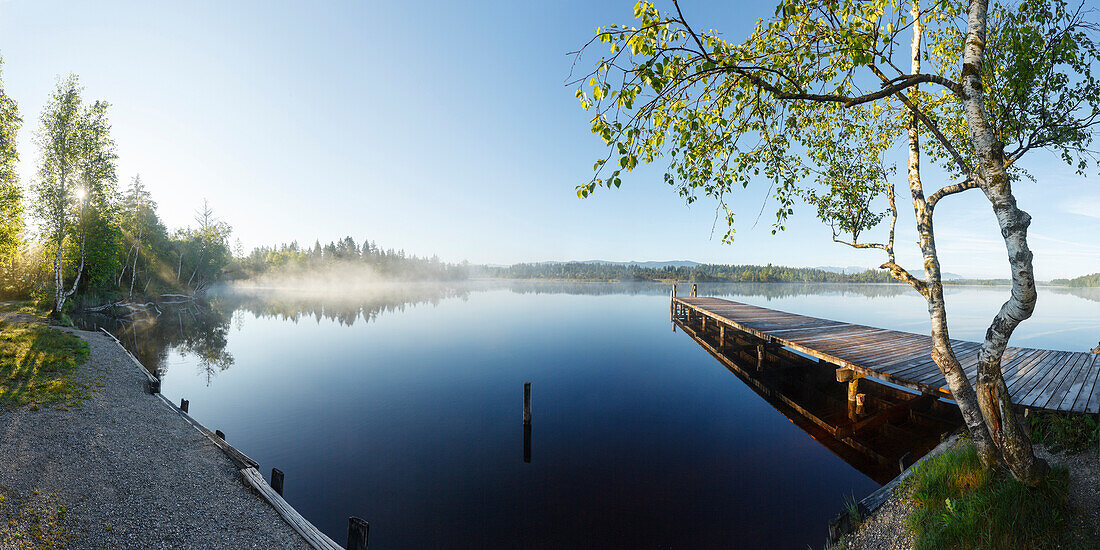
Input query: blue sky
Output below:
<box><xmin>0</xmin><ymin>0</ymin><xmax>1096</xmax><ymax>278</ymax></box>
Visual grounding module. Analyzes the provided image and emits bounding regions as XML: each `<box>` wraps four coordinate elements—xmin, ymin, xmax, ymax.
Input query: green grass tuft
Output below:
<box><xmin>0</xmin><ymin>321</ymin><xmax>90</xmax><ymax>409</ymax></box>
<box><xmin>906</xmin><ymin>441</ymin><xmax>1073</xmax><ymax>550</ymax></box>
<box><xmin>1027</xmin><ymin>411</ymin><xmax>1100</xmax><ymax>454</ymax></box>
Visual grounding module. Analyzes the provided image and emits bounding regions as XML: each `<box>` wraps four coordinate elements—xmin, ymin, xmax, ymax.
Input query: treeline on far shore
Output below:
<box><xmin>473</xmin><ymin>262</ymin><xmax>896</xmax><ymax>283</ymax></box>
<box><xmin>1051</xmin><ymin>273</ymin><xmax>1100</xmax><ymax>288</ymax></box>
<box><xmin>236</xmin><ymin>237</ymin><xmax>468</xmax><ymax>282</ymax></box>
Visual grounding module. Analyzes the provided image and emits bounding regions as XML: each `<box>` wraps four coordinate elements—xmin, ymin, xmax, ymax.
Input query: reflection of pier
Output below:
<box><xmin>673</xmin><ymin>294</ymin><xmax>1100</xmax><ymax>413</ymax></box>
<box><xmin>672</xmin><ymin>303</ymin><xmax>961</xmax><ymax>484</ymax></box>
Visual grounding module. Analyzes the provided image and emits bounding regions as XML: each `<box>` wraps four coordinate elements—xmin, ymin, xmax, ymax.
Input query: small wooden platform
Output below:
<box><xmin>673</xmin><ymin>296</ymin><xmax>1100</xmax><ymax>413</ymax></box>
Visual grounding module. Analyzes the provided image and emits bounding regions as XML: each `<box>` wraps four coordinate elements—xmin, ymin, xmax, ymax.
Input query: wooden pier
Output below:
<box><xmin>672</xmin><ymin>295</ymin><xmax>1100</xmax><ymax>414</ymax></box>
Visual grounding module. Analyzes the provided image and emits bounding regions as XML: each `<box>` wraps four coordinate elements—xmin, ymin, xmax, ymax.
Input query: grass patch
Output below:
<box><xmin>1027</xmin><ymin>411</ymin><xmax>1100</xmax><ymax>454</ymax></box>
<box><xmin>0</xmin><ymin>321</ymin><xmax>90</xmax><ymax>409</ymax></box>
<box><xmin>0</xmin><ymin>487</ymin><xmax>73</xmax><ymax>549</ymax></box>
<box><xmin>906</xmin><ymin>441</ymin><xmax>1073</xmax><ymax>549</ymax></box>
<box><xmin>0</xmin><ymin>301</ymin><xmax>49</xmax><ymax>317</ymax></box>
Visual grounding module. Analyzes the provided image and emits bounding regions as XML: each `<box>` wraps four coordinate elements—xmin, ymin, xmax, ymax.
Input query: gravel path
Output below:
<box><xmin>0</xmin><ymin>326</ymin><xmax>310</xmax><ymax>549</ymax></box>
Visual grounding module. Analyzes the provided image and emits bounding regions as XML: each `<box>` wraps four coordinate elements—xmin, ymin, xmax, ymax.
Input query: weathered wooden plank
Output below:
<box><xmin>1037</xmin><ymin>353</ymin><xmax>1092</xmax><ymax>410</ymax></box>
<box><xmin>1084</xmin><ymin>354</ymin><xmax>1100</xmax><ymax>414</ymax></box>
<box><xmin>1018</xmin><ymin>352</ymin><xmax>1078</xmax><ymax>408</ymax></box>
<box><xmin>1005</xmin><ymin>350</ymin><xmax>1059</xmax><ymax>398</ymax></box>
<box><xmin>1068</xmin><ymin>354</ymin><xmax>1100</xmax><ymax>413</ymax></box>
<box><xmin>1000</xmin><ymin>349</ymin><xmax>1044</xmax><ymax>385</ymax></box>
<box><xmin>1052</xmin><ymin>353</ymin><xmax>1096</xmax><ymax>412</ymax></box>
<box><xmin>240</xmin><ymin>467</ymin><xmax>343</xmax><ymax>549</ymax></box>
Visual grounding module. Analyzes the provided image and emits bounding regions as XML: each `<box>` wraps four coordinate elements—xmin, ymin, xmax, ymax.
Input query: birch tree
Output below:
<box><xmin>573</xmin><ymin>0</ymin><xmax>1100</xmax><ymax>484</ymax></box>
<box><xmin>31</xmin><ymin>76</ymin><xmax>118</xmax><ymax>314</ymax></box>
<box><xmin>118</xmin><ymin>175</ymin><xmax>165</xmax><ymax>298</ymax></box>
<box><xmin>0</xmin><ymin>59</ymin><xmax>22</xmax><ymax>278</ymax></box>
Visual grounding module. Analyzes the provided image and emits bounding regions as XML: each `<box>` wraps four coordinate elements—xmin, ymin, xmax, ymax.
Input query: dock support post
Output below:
<box><xmin>848</xmin><ymin>380</ymin><xmax>860</xmax><ymax>420</ymax></box>
<box><xmin>836</xmin><ymin>368</ymin><xmax>867</xmax><ymax>421</ymax></box>
<box><xmin>523</xmin><ymin>382</ymin><xmax>531</xmax><ymax>424</ymax></box>
<box><xmin>271</xmin><ymin>468</ymin><xmax>284</xmax><ymax>496</ymax></box>
<box><xmin>347</xmin><ymin>517</ymin><xmax>369</xmax><ymax>550</ymax></box>
<box><xmin>180</xmin><ymin>398</ymin><xmax>188</xmax><ymax>413</ymax></box>
<box><xmin>691</xmin><ymin>284</ymin><xmax>697</xmax><ymax>297</ymax></box>
<box><xmin>215</xmin><ymin>429</ymin><xmax>225</xmax><ymax>440</ymax></box>
<box><xmin>756</xmin><ymin>344</ymin><xmax>765</xmax><ymax>370</ymax></box>
<box><xmin>719</xmin><ymin>326</ymin><xmax>725</xmax><ymax>349</ymax></box>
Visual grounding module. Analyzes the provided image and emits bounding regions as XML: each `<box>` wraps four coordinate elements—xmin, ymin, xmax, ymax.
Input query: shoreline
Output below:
<box><xmin>0</xmin><ymin>322</ymin><xmax>317</xmax><ymax>549</ymax></box>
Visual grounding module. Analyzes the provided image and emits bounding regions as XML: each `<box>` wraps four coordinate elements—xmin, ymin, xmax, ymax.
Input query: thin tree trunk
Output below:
<box><xmin>129</xmin><ymin>225</ymin><xmax>142</xmax><ymax>299</ymax></box>
<box><xmin>58</xmin><ymin>225</ymin><xmax>86</xmax><ymax>313</ymax></box>
<box><xmin>960</xmin><ymin>0</ymin><xmax>1047</xmax><ymax>485</ymax></box>
<box><xmin>118</xmin><ymin>242</ymin><xmax>138</xmax><ymax>287</ymax></box>
<box><xmin>53</xmin><ymin>230</ymin><xmax>65</xmax><ymax>314</ymax></box>
<box><xmin>901</xmin><ymin>4</ymin><xmax>1000</xmax><ymax>466</ymax></box>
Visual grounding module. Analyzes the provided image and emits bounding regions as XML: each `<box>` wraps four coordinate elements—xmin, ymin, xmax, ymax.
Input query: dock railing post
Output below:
<box><xmin>347</xmin><ymin>517</ymin><xmax>369</xmax><ymax>550</ymax></box>
<box><xmin>670</xmin><ymin>285</ymin><xmax>676</xmax><ymax>327</ymax></box>
<box><xmin>271</xmin><ymin>468</ymin><xmax>284</xmax><ymax>496</ymax></box>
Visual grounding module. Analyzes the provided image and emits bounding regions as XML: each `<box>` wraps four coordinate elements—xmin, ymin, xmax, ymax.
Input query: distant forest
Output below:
<box><xmin>476</xmin><ymin>262</ymin><xmax>896</xmax><ymax>283</ymax></box>
<box><xmin>1051</xmin><ymin>273</ymin><xmax>1100</xmax><ymax>287</ymax></box>
<box><xmin>237</xmin><ymin>237</ymin><xmax>468</xmax><ymax>282</ymax></box>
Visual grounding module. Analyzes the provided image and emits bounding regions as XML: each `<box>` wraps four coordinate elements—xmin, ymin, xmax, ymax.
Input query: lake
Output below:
<box><xmin>79</xmin><ymin>282</ymin><xmax>1100</xmax><ymax>549</ymax></box>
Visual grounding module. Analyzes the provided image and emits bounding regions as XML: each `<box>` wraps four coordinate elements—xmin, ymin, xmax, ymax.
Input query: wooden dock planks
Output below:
<box><xmin>674</xmin><ymin>296</ymin><xmax>1100</xmax><ymax>413</ymax></box>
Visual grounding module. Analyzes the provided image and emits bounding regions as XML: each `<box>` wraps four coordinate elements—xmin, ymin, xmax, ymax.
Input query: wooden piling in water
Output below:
<box><xmin>523</xmin><ymin>423</ymin><xmax>531</xmax><ymax>463</ymax></box>
<box><xmin>691</xmin><ymin>284</ymin><xmax>697</xmax><ymax>297</ymax></box>
<box><xmin>216</xmin><ymin>429</ymin><xmax>225</xmax><ymax>440</ymax></box>
<box><xmin>271</xmin><ymin>468</ymin><xmax>284</xmax><ymax>496</ymax></box>
<box><xmin>523</xmin><ymin>382</ymin><xmax>531</xmax><ymax>424</ymax></box>
<box><xmin>347</xmin><ymin>517</ymin><xmax>369</xmax><ymax>550</ymax></box>
<box><xmin>180</xmin><ymin>398</ymin><xmax>189</xmax><ymax>413</ymax></box>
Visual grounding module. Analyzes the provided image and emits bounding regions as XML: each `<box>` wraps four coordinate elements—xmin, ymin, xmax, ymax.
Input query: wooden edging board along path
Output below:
<box><xmin>671</xmin><ymin>296</ymin><xmax>1100</xmax><ymax>414</ymax></box>
<box><xmin>98</xmin><ymin>328</ymin><xmax>354</xmax><ymax>550</ymax></box>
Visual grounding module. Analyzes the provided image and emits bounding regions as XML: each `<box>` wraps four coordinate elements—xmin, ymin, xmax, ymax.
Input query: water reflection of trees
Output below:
<box><xmin>75</xmin><ymin>283</ymin><xmax>472</xmax><ymax>384</ymax></box>
<box><xmin>75</xmin><ymin>300</ymin><xmax>234</xmax><ymax>383</ymax></box>
<box><xmin>216</xmin><ymin>284</ymin><xmax>471</xmax><ymax>326</ymax></box>
<box><xmin>1047</xmin><ymin>286</ymin><xmax>1100</xmax><ymax>303</ymax></box>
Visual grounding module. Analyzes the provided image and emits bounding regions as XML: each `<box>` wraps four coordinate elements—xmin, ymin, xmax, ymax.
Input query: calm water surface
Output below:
<box><xmin>89</xmin><ymin>282</ymin><xmax>1099</xmax><ymax>549</ymax></box>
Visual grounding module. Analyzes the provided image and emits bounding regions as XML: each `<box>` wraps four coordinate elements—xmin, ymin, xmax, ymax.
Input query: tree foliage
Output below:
<box><xmin>0</xmin><ymin>58</ymin><xmax>22</xmax><ymax>279</ymax></box>
<box><xmin>574</xmin><ymin>0</ymin><xmax>1099</xmax><ymax>242</ymax></box>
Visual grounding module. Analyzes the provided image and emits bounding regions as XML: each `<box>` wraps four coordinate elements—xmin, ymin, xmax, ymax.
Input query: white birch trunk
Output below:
<box><xmin>904</xmin><ymin>2</ymin><xmax>1000</xmax><ymax>465</ymax></box>
<box><xmin>958</xmin><ymin>0</ymin><xmax>1046</xmax><ymax>485</ymax></box>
